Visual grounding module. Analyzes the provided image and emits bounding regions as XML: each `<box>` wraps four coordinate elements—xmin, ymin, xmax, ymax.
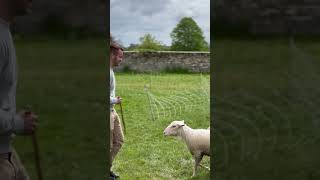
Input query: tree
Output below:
<box><xmin>126</xmin><ymin>43</ymin><xmax>139</xmax><ymax>51</ymax></box>
<box><xmin>171</xmin><ymin>17</ymin><xmax>208</xmax><ymax>51</ymax></box>
<box><xmin>137</xmin><ymin>34</ymin><xmax>163</xmax><ymax>51</ymax></box>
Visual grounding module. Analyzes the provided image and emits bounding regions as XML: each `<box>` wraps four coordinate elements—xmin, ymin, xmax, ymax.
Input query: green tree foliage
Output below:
<box><xmin>126</xmin><ymin>43</ymin><xmax>139</xmax><ymax>51</ymax></box>
<box><xmin>171</xmin><ymin>17</ymin><xmax>209</xmax><ymax>51</ymax></box>
<box><xmin>137</xmin><ymin>34</ymin><xmax>163</xmax><ymax>51</ymax></box>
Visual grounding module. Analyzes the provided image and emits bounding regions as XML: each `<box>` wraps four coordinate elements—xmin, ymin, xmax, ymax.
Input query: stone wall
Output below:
<box><xmin>13</xmin><ymin>0</ymin><xmax>107</xmax><ymax>34</ymax></box>
<box><xmin>114</xmin><ymin>51</ymin><xmax>210</xmax><ymax>73</ymax></box>
<box><xmin>213</xmin><ymin>0</ymin><xmax>320</xmax><ymax>34</ymax></box>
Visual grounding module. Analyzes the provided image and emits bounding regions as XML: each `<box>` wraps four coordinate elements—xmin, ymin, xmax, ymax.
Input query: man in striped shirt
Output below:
<box><xmin>0</xmin><ymin>0</ymin><xmax>37</xmax><ymax>180</ymax></box>
<box><xmin>109</xmin><ymin>36</ymin><xmax>124</xmax><ymax>180</ymax></box>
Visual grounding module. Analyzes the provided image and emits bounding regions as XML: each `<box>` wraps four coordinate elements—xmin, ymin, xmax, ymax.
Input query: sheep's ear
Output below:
<box><xmin>181</xmin><ymin>120</ymin><xmax>185</xmax><ymax>126</ymax></box>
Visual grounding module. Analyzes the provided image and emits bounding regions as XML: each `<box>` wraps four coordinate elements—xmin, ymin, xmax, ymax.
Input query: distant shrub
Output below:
<box><xmin>137</xmin><ymin>34</ymin><xmax>163</xmax><ymax>51</ymax></box>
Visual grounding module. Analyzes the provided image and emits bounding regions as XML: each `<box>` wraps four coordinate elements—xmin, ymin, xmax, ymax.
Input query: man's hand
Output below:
<box><xmin>115</xmin><ymin>96</ymin><xmax>122</xmax><ymax>104</ymax></box>
<box><xmin>19</xmin><ymin>111</ymin><xmax>37</xmax><ymax>135</ymax></box>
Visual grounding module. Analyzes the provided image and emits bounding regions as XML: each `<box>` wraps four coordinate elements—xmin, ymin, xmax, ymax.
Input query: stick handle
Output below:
<box><xmin>32</xmin><ymin>133</ymin><xmax>43</xmax><ymax>180</ymax></box>
<box><xmin>119</xmin><ymin>103</ymin><xmax>126</xmax><ymax>135</ymax></box>
<box><xmin>25</xmin><ymin>106</ymin><xmax>43</xmax><ymax>180</ymax></box>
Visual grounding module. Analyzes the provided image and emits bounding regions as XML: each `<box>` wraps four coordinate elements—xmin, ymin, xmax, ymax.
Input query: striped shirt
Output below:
<box><xmin>0</xmin><ymin>18</ymin><xmax>24</xmax><ymax>153</ymax></box>
<box><xmin>110</xmin><ymin>68</ymin><xmax>117</xmax><ymax>110</ymax></box>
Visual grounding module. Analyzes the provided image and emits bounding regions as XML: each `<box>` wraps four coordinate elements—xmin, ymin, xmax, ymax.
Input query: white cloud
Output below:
<box><xmin>111</xmin><ymin>0</ymin><xmax>210</xmax><ymax>46</ymax></box>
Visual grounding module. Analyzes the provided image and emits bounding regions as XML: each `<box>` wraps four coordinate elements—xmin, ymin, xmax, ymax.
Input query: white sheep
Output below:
<box><xmin>163</xmin><ymin>120</ymin><xmax>210</xmax><ymax>177</ymax></box>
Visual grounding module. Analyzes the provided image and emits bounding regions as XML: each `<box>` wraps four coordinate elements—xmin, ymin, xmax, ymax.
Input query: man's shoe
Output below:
<box><xmin>110</xmin><ymin>171</ymin><xmax>119</xmax><ymax>179</ymax></box>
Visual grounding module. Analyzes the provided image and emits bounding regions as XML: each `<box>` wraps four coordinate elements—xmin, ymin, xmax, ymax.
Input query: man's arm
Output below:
<box><xmin>110</xmin><ymin>96</ymin><xmax>118</xmax><ymax>105</ymax></box>
<box><xmin>0</xmin><ymin>44</ymin><xmax>24</xmax><ymax>135</ymax></box>
<box><xmin>0</xmin><ymin>110</ymin><xmax>24</xmax><ymax>135</ymax></box>
<box><xmin>110</xmin><ymin>70</ymin><xmax>121</xmax><ymax>105</ymax></box>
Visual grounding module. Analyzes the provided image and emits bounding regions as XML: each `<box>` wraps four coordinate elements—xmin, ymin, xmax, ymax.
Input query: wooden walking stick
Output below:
<box><xmin>119</xmin><ymin>103</ymin><xmax>126</xmax><ymax>135</ymax></box>
<box><xmin>25</xmin><ymin>106</ymin><xmax>43</xmax><ymax>180</ymax></box>
<box><xmin>32</xmin><ymin>132</ymin><xmax>43</xmax><ymax>180</ymax></box>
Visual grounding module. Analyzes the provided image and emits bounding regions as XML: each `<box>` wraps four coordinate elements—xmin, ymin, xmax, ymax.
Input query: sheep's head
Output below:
<box><xmin>163</xmin><ymin>120</ymin><xmax>185</xmax><ymax>137</ymax></box>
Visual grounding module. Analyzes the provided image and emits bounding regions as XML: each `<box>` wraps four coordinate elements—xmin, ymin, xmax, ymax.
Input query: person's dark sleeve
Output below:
<box><xmin>0</xmin><ymin>41</ymin><xmax>24</xmax><ymax>135</ymax></box>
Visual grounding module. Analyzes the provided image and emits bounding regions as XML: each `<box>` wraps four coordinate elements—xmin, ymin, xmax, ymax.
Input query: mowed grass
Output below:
<box><xmin>112</xmin><ymin>73</ymin><xmax>210</xmax><ymax>180</ymax></box>
<box><xmin>213</xmin><ymin>38</ymin><xmax>320</xmax><ymax>180</ymax></box>
<box><xmin>13</xmin><ymin>39</ymin><xmax>107</xmax><ymax>180</ymax></box>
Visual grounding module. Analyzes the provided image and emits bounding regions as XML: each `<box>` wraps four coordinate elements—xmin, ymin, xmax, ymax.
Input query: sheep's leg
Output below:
<box><xmin>199</xmin><ymin>163</ymin><xmax>210</xmax><ymax>171</ymax></box>
<box><xmin>192</xmin><ymin>154</ymin><xmax>203</xmax><ymax>177</ymax></box>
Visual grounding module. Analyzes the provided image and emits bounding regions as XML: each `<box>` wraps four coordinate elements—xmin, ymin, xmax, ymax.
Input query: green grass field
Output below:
<box><xmin>14</xmin><ymin>39</ymin><xmax>107</xmax><ymax>180</ymax></box>
<box><xmin>213</xmin><ymin>38</ymin><xmax>320</xmax><ymax>180</ymax></box>
<box><xmin>113</xmin><ymin>73</ymin><xmax>210</xmax><ymax>180</ymax></box>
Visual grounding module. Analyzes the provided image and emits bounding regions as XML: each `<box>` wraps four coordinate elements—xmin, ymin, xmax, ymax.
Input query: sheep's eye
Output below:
<box><xmin>171</xmin><ymin>125</ymin><xmax>176</xmax><ymax>128</ymax></box>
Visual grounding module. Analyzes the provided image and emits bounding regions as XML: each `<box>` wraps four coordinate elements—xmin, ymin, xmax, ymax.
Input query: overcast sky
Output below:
<box><xmin>111</xmin><ymin>0</ymin><xmax>210</xmax><ymax>47</ymax></box>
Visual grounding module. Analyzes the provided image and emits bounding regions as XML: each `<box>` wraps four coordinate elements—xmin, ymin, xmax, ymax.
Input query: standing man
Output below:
<box><xmin>109</xmin><ymin>34</ymin><xmax>124</xmax><ymax>180</ymax></box>
<box><xmin>0</xmin><ymin>0</ymin><xmax>37</xmax><ymax>180</ymax></box>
